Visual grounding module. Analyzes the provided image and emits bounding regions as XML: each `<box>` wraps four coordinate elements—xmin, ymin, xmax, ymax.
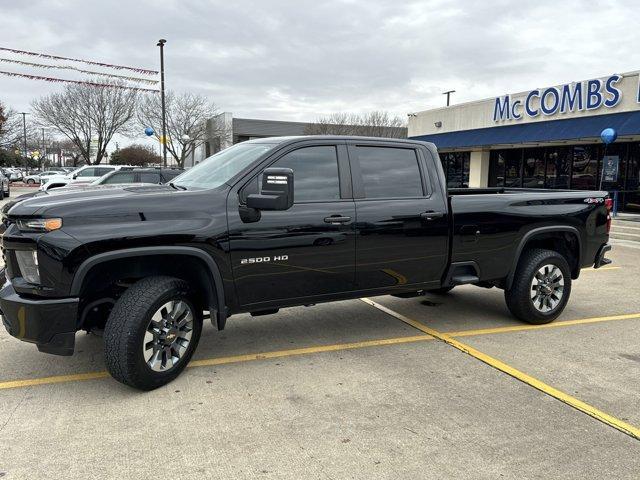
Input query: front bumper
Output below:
<box><xmin>594</xmin><ymin>243</ymin><xmax>612</xmax><ymax>269</ymax></box>
<box><xmin>0</xmin><ymin>275</ymin><xmax>79</xmax><ymax>356</ymax></box>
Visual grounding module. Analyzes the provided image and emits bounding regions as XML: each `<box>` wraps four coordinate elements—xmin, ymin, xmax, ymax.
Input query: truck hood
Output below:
<box><xmin>7</xmin><ymin>184</ymin><xmax>206</xmax><ymax>218</ymax></box>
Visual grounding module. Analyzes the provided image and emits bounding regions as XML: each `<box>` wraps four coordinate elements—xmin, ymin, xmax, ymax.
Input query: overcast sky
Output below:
<box><xmin>2</xmin><ymin>0</ymin><xmax>639</xmax><ymax>124</ymax></box>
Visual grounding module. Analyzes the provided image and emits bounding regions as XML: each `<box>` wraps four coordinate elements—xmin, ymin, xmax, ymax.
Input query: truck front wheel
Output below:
<box><xmin>505</xmin><ymin>248</ymin><xmax>572</xmax><ymax>325</ymax></box>
<box><xmin>104</xmin><ymin>276</ymin><xmax>202</xmax><ymax>390</ymax></box>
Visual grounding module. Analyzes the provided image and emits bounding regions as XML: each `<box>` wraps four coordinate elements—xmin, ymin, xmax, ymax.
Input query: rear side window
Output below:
<box><xmin>95</xmin><ymin>167</ymin><xmax>115</xmax><ymax>176</ymax></box>
<box><xmin>161</xmin><ymin>171</ymin><xmax>181</xmax><ymax>181</ymax></box>
<box><xmin>140</xmin><ymin>173</ymin><xmax>162</xmax><ymax>183</ymax></box>
<box><xmin>272</xmin><ymin>146</ymin><xmax>341</xmax><ymax>202</ymax></box>
<box><xmin>103</xmin><ymin>172</ymin><xmax>135</xmax><ymax>184</ymax></box>
<box><xmin>356</xmin><ymin>147</ymin><xmax>423</xmax><ymax>199</ymax></box>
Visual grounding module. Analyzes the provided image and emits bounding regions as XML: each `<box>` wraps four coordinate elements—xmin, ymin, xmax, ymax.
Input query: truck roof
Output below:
<box><xmin>243</xmin><ymin>135</ymin><xmax>432</xmax><ymax>147</ymax></box>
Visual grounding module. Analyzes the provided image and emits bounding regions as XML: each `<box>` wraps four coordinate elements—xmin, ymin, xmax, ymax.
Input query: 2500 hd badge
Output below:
<box><xmin>240</xmin><ymin>255</ymin><xmax>289</xmax><ymax>264</ymax></box>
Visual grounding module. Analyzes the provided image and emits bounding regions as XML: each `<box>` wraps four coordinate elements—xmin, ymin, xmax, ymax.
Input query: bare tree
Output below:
<box><xmin>0</xmin><ymin>101</ymin><xmax>6</xmax><ymax>136</ymax></box>
<box><xmin>32</xmin><ymin>80</ymin><xmax>138</xmax><ymax>165</ymax></box>
<box><xmin>0</xmin><ymin>105</ymin><xmax>25</xmax><ymax>149</ymax></box>
<box><xmin>304</xmin><ymin>111</ymin><xmax>407</xmax><ymax>138</ymax></box>
<box><xmin>137</xmin><ymin>91</ymin><xmax>227</xmax><ymax>168</ymax></box>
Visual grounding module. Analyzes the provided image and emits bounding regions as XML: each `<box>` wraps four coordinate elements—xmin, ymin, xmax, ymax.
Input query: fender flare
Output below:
<box><xmin>70</xmin><ymin>246</ymin><xmax>227</xmax><ymax>329</ymax></box>
<box><xmin>506</xmin><ymin>226</ymin><xmax>582</xmax><ymax>289</ymax></box>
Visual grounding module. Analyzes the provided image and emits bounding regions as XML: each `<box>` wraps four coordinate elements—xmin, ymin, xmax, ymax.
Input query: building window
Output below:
<box><xmin>489</xmin><ymin>149</ymin><xmax>522</xmax><ymax>187</ymax></box>
<box><xmin>545</xmin><ymin>147</ymin><xmax>572</xmax><ymax>189</ymax></box>
<box><xmin>522</xmin><ymin>148</ymin><xmax>545</xmax><ymax>188</ymax></box>
<box><xmin>570</xmin><ymin>145</ymin><xmax>599</xmax><ymax>190</ymax></box>
<box><xmin>488</xmin><ymin>151</ymin><xmax>505</xmax><ymax>187</ymax></box>
<box><xmin>439</xmin><ymin>152</ymin><xmax>470</xmax><ymax>188</ymax></box>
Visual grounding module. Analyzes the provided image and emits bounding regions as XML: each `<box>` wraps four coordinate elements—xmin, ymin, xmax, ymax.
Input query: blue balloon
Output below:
<box><xmin>600</xmin><ymin>128</ymin><xmax>617</xmax><ymax>145</ymax></box>
<box><xmin>144</xmin><ymin>127</ymin><xmax>154</xmax><ymax>137</ymax></box>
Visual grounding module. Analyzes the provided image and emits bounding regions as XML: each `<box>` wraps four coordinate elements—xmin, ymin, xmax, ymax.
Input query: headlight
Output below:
<box><xmin>15</xmin><ymin>250</ymin><xmax>40</xmax><ymax>284</ymax></box>
<box><xmin>16</xmin><ymin>218</ymin><xmax>62</xmax><ymax>232</ymax></box>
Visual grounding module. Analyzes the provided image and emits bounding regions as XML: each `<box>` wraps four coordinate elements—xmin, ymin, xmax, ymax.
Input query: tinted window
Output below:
<box><xmin>76</xmin><ymin>168</ymin><xmax>96</xmax><ymax>177</ymax></box>
<box><xmin>95</xmin><ymin>167</ymin><xmax>115</xmax><ymax>176</ymax></box>
<box><xmin>140</xmin><ymin>173</ymin><xmax>161</xmax><ymax>183</ymax></box>
<box><xmin>272</xmin><ymin>146</ymin><xmax>340</xmax><ymax>202</ymax></box>
<box><xmin>522</xmin><ymin>148</ymin><xmax>545</xmax><ymax>188</ymax></box>
<box><xmin>103</xmin><ymin>172</ymin><xmax>135</xmax><ymax>184</ymax></box>
<box><xmin>161</xmin><ymin>171</ymin><xmax>181</xmax><ymax>181</ymax></box>
<box><xmin>357</xmin><ymin>147</ymin><xmax>422</xmax><ymax>198</ymax></box>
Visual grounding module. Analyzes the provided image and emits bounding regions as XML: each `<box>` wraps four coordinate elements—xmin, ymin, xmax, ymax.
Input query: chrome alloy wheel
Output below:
<box><xmin>530</xmin><ymin>264</ymin><xmax>564</xmax><ymax>313</ymax></box>
<box><xmin>143</xmin><ymin>300</ymin><xmax>194</xmax><ymax>372</ymax></box>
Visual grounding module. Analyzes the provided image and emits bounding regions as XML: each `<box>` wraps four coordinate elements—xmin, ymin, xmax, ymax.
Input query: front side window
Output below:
<box><xmin>76</xmin><ymin>168</ymin><xmax>96</xmax><ymax>177</ymax></box>
<box><xmin>271</xmin><ymin>146</ymin><xmax>340</xmax><ymax>202</ymax></box>
<box><xmin>356</xmin><ymin>146</ymin><xmax>423</xmax><ymax>198</ymax></box>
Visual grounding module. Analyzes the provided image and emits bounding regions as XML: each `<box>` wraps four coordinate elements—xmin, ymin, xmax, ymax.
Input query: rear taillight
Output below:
<box><xmin>605</xmin><ymin>198</ymin><xmax>613</xmax><ymax>234</ymax></box>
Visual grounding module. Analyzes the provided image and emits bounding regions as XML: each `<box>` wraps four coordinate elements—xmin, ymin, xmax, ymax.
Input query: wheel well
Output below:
<box><xmin>77</xmin><ymin>254</ymin><xmax>218</xmax><ymax>329</ymax></box>
<box><xmin>519</xmin><ymin>232</ymin><xmax>580</xmax><ymax>278</ymax></box>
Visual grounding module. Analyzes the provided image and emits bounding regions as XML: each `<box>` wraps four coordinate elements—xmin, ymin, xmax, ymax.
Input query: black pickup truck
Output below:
<box><xmin>0</xmin><ymin>136</ymin><xmax>612</xmax><ymax>390</ymax></box>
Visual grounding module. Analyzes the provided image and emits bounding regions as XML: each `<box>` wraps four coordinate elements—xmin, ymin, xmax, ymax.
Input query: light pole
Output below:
<box><xmin>20</xmin><ymin>112</ymin><xmax>29</xmax><ymax>168</ymax></box>
<box><xmin>442</xmin><ymin>90</ymin><xmax>456</xmax><ymax>107</ymax></box>
<box><xmin>157</xmin><ymin>39</ymin><xmax>167</xmax><ymax>167</ymax></box>
<box><xmin>41</xmin><ymin>128</ymin><xmax>46</xmax><ymax>168</ymax></box>
<box><xmin>181</xmin><ymin>134</ymin><xmax>190</xmax><ymax>168</ymax></box>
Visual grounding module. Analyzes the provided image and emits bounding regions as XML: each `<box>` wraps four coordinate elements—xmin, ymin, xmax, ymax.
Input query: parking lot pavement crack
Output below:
<box><xmin>361</xmin><ymin>298</ymin><xmax>640</xmax><ymax>443</ymax></box>
<box><xmin>0</xmin><ymin>388</ymin><xmax>27</xmax><ymax>434</ymax></box>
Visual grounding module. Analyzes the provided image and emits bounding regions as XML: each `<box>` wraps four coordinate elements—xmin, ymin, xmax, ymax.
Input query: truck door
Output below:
<box><xmin>227</xmin><ymin>142</ymin><xmax>356</xmax><ymax>308</ymax></box>
<box><xmin>347</xmin><ymin>142</ymin><xmax>449</xmax><ymax>291</ymax></box>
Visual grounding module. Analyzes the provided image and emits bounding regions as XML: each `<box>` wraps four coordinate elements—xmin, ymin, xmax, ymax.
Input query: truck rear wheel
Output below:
<box><xmin>104</xmin><ymin>276</ymin><xmax>202</xmax><ymax>390</ymax></box>
<box><xmin>504</xmin><ymin>248</ymin><xmax>572</xmax><ymax>325</ymax></box>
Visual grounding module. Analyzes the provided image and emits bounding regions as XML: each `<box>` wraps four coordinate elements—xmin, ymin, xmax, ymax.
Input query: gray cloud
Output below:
<box><xmin>2</xmin><ymin>0</ymin><xmax>639</xmax><ymax>123</ymax></box>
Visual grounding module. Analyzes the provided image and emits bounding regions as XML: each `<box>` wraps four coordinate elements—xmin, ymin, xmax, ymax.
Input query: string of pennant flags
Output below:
<box><xmin>0</xmin><ymin>57</ymin><xmax>159</xmax><ymax>85</ymax></box>
<box><xmin>0</xmin><ymin>46</ymin><xmax>160</xmax><ymax>92</ymax></box>
<box><xmin>0</xmin><ymin>70</ymin><xmax>160</xmax><ymax>92</ymax></box>
<box><xmin>0</xmin><ymin>46</ymin><xmax>158</xmax><ymax>75</ymax></box>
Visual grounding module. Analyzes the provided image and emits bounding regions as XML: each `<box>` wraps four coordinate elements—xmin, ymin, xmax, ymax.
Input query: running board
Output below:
<box><xmin>450</xmin><ymin>274</ymin><xmax>480</xmax><ymax>285</ymax></box>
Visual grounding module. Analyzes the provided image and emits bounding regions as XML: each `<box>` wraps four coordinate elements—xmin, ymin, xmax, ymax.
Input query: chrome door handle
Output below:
<box><xmin>420</xmin><ymin>211</ymin><xmax>444</xmax><ymax>221</ymax></box>
<box><xmin>324</xmin><ymin>215</ymin><xmax>352</xmax><ymax>224</ymax></box>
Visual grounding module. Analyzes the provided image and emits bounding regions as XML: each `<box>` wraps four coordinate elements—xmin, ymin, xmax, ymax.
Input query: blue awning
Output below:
<box><xmin>410</xmin><ymin>110</ymin><xmax>640</xmax><ymax>149</ymax></box>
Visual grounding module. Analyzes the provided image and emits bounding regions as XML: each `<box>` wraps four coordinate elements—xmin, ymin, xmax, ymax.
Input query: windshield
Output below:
<box><xmin>171</xmin><ymin>143</ymin><xmax>274</xmax><ymax>190</ymax></box>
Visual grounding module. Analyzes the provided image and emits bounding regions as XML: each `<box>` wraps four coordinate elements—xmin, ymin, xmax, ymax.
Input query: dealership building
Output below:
<box><xmin>409</xmin><ymin>71</ymin><xmax>640</xmax><ymax>212</ymax></box>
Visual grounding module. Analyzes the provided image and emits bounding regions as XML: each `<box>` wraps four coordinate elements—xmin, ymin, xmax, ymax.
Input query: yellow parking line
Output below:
<box><xmin>361</xmin><ymin>298</ymin><xmax>640</xmax><ymax>442</ymax></box>
<box><xmin>1</xmin><ymin>309</ymin><xmax>640</xmax><ymax>391</ymax></box>
<box><xmin>188</xmin><ymin>334</ymin><xmax>430</xmax><ymax>367</ymax></box>
<box><xmin>0</xmin><ymin>335</ymin><xmax>432</xmax><ymax>391</ymax></box>
<box><xmin>582</xmin><ymin>266</ymin><xmax>621</xmax><ymax>272</ymax></box>
<box><xmin>0</xmin><ymin>371</ymin><xmax>110</xmax><ymax>390</ymax></box>
<box><xmin>448</xmin><ymin>312</ymin><xmax>640</xmax><ymax>338</ymax></box>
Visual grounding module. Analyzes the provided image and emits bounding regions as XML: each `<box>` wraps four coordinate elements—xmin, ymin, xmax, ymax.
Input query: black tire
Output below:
<box><xmin>5</xmin><ymin>184</ymin><xmax>9</xmax><ymax>197</ymax></box>
<box><xmin>104</xmin><ymin>276</ymin><xmax>202</xmax><ymax>390</ymax></box>
<box><xmin>426</xmin><ymin>286</ymin><xmax>455</xmax><ymax>295</ymax></box>
<box><xmin>27</xmin><ymin>178</ymin><xmax>35</xmax><ymax>185</ymax></box>
<box><xmin>505</xmin><ymin>248</ymin><xmax>571</xmax><ymax>325</ymax></box>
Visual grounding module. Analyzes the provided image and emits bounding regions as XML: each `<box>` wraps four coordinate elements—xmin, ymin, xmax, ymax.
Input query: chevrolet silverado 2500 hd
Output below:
<box><xmin>0</xmin><ymin>136</ymin><xmax>612</xmax><ymax>390</ymax></box>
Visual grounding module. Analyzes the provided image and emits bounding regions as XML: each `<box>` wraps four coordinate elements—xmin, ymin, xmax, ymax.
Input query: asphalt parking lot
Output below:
<box><xmin>0</xmin><ymin>188</ymin><xmax>639</xmax><ymax>479</ymax></box>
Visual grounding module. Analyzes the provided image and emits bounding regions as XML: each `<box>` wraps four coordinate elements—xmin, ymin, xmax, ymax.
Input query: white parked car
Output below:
<box><xmin>23</xmin><ymin>170</ymin><xmax>63</xmax><ymax>185</ymax></box>
<box><xmin>5</xmin><ymin>168</ymin><xmax>23</xmax><ymax>183</ymax></box>
<box><xmin>40</xmin><ymin>165</ymin><xmax>129</xmax><ymax>191</ymax></box>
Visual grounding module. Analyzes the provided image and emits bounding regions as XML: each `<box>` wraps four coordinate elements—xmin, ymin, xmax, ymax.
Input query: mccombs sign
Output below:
<box><xmin>493</xmin><ymin>74</ymin><xmax>640</xmax><ymax>122</ymax></box>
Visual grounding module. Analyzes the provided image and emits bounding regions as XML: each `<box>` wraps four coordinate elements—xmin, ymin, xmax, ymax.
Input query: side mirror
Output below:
<box><xmin>72</xmin><ymin>174</ymin><xmax>78</xmax><ymax>180</ymax></box>
<box><xmin>246</xmin><ymin>167</ymin><xmax>294</xmax><ymax>211</ymax></box>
